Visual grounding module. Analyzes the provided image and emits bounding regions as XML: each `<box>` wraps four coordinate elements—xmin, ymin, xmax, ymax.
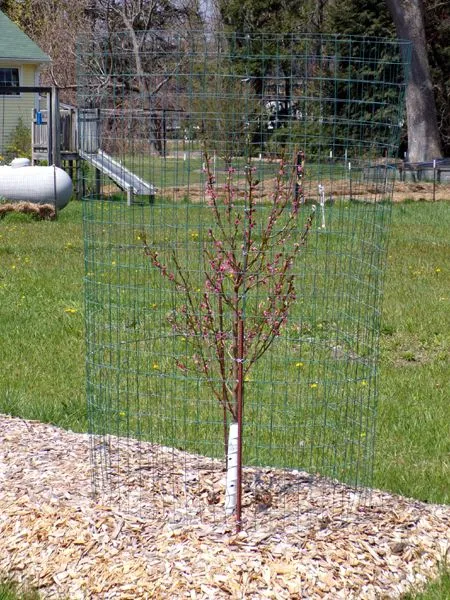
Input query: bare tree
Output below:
<box><xmin>92</xmin><ymin>0</ymin><xmax>202</xmax><ymax>35</ymax></box>
<box><xmin>311</xmin><ymin>0</ymin><xmax>330</xmax><ymax>32</ymax></box>
<box><xmin>1</xmin><ymin>0</ymin><xmax>94</xmax><ymax>103</ymax></box>
<box><xmin>386</xmin><ymin>0</ymin><xmax>442</xmax><ymax>162</ymax></box>
<box><xmin>2</xmin><ymin>0</ymin><xmax>202</xmax><ymax>103</ymax></box>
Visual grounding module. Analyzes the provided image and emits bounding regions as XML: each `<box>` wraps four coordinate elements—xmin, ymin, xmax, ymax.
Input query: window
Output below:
<box><xmin>0</xmin><ymin>68</ymin><xmax>20</xmax><ymax>95</ymax></box>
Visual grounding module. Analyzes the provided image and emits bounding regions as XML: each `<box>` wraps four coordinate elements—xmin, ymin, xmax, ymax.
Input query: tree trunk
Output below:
<box><xmin>386</xmin><ymin>0</ymin><xmax>441</xmax><ymax>162</ymax></box>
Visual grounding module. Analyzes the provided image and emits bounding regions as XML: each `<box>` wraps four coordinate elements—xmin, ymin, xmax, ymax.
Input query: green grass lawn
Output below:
<box><xmin>83</xmin><ymin>194</ymin><xmax>393</xmax><ymax>485</ymax></box>
<box><xmin>0</xmin><ymin>207</ymin><xmax>86</xmax><ymax>431</ymax></box>
<box><xmin>0</xmin><ymin>197</ymin><xmax>448</xmax><ymax>493</ymax></box>
<box><xmin>402</xmin><ymin>567</ymin><xmax>450</xmax><ymax>599</ymax></box>
<box><xmin>374</xmin><ymin>200</ymin><xmax>449</xmax><ymax>505</ymax></box>
<box><xmin>0</xmin><ymin>580</ymin><xmax>39</xmax><ymax>600</ymax></box>
<box><xmin>84</xmin><ymin>151</ymin><xmax>352</xmax><ymax>197</ymax></box>
<box><xmin>0</xmin><ymin>198</ymin><xmax>449</xmax><ymax>599</ymax></box>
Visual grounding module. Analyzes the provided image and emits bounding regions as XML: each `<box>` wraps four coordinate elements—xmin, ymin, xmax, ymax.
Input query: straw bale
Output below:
<box><xmin>0</xmin><ymin>202</ymin><xmax>56</xmax><ymax>220</ymax></box>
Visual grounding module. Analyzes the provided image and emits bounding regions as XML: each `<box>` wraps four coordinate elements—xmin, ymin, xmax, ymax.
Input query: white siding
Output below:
<box><xmin>0</xmin><ymin>63</ymin><xmax>37</xmax><ymax>158</ymax></box>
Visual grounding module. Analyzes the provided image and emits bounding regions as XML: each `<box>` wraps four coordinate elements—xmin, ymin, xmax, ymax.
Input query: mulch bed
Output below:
<box><xmin>1</xmin><ymin>414</ymin><xmax>449</xmax><ymax>599</ymax></box>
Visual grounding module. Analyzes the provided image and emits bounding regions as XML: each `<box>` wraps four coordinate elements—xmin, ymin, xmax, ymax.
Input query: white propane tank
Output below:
<box><xmin>0</xmin><ymin>159</ymin><xmax>72</xmax><ymax>209</ymax></box>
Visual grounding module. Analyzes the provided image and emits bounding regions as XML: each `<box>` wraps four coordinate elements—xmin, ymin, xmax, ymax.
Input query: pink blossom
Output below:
<box><xmin>141</xmin><ymin>149</ymin><xmax>314</xmax><ymax>422</ymax></box>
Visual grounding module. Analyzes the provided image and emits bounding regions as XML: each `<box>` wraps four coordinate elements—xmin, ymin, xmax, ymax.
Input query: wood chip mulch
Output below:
<box><xmin>0</xmin><ymin>414</ymin><xmax>449</xmax><ymax>599</ymax></box>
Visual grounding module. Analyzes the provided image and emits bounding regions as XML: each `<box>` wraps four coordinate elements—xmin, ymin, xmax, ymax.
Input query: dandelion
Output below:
<box><xmin>295</xmin><ymin>362</ymin><xmax>304</xmax><ymax>368</ymax></box>
<box><xmin>152</xmin><ymin>363</ymin><xmax>160</xmax><ymax>370</ymax></box>
<box><xmin>11</xmin><ymin>265</ymin><xmax>16</xmax><ymax>270</ymax></box>
<box><xmin>310</xmin><ymin>382</ymin><xmax>318</xmax><ymax>389</ymax></box>
<box><xmin>435</xmin><ymin>267</ymin><xmax>441</xmax><ymax>273</ymax></box>
<box><xmin>112</xmin><ymin>260</ymin><xmax>116</xmax><ymax>266</ymax></box>
<box><xmin>119</xmin><ymin>411</ymin><xmax>126</xmax><ymax>417</ymax></box>
<box><xmin>64</xmin><ymin>307</ymin><xmax>78</xmax><ymax>314</ymax></box>
<box><xmin>361</xmin><ymin>380</ymin><xmax>368</xmax><ymax>386</ymax></box>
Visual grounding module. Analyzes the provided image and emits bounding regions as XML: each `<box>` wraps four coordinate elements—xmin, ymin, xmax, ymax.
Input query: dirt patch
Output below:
<box><xmin>99</xmin><ymin>175</ymin><xmax>450</xmax><ymax>204</ymax></box>
<box><xmin>391</xmin><ymin>181</ymin><xmax>450</xmax><ymax>203</ymax></box>
<box><xmin>1</xmin><ymin>414</ymin><xmax>449</xmax><ymax>599</ymax></box>
<box><xmin>162</xmin><ymin>180</ymin><xmax>450</xmax><ymax>204</ymax></box>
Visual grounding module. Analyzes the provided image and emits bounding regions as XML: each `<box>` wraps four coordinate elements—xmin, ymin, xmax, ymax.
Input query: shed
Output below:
<box><xmin>0</xmin><ymin>10</ymin><xmax>50</xmax><ymax>157</ymax></box>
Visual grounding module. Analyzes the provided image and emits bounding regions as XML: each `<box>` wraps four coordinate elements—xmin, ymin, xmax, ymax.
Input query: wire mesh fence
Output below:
<box><xmin>79</xmin><ymin>31</ymin><xmax>410</xmax><ymax>531</ymax></box>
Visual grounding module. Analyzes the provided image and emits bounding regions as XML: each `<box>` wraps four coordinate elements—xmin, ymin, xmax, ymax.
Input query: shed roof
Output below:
<box><xmin>0</xmin><ymin>11</ymin><xmax>50</xmax><ymax>63</ymax></box>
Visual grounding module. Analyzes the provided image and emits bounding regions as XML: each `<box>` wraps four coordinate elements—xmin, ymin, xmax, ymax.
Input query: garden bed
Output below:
<box><xmin>1</xmin><ymin>414</ymin><xmax>449</xmax><ymax>599</ymax></box>
<box><xmin>158</xmin><ymin>179</ymin><xmax>450</xmax><ymax>204</ymax></box>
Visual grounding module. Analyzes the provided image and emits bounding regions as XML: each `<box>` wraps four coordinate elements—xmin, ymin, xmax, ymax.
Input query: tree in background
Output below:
<box><xmin>2</xmin><ymin>0</ymin><xmax>447</xmax><ymax>160</ymax></box>
<box><xmin>0</xmin><ymin>0</ymin><xmax>202</xmax><ymax>105</ymax></box>
<box><xmin>218</xmin><ymin>0</ymin><xmax>447</xmax><ymax>162</ymax></box>
<box><xmin>325</xmin><ymin>0</ymin><xmax>394</xmax><ymax>38</ymax></box>
<box><xmin>326</xmin><ymin>0</ymin><xmax>446</xmax><ymax>161</ymax></box>
<box><xmin>386</xmin><ymin>0</ymin><xmax>442</xmax><ymax>162</ymax></box>
<box><xmin>423</xmin><ymin>0</ymin><xmax>450</xmax><ymax>156</ymax></box>
<box><xmin>0</xmin><ymin>0</ymin><xmax>93</xmax><ymax>104</ymax></box>
<box><xmin>218</xmin><ymin>0</ymin><xmax>310</xmax><ymax>34</ymax></box>
<box><xmin>326</xmin><ymin>0</ymin><xmax>444</xmax><ymax>161</ymax></box>
<box><xmin>89</xmin><ymin>0</ymin><xmax>202</xmax><ymax>36</ymax></box>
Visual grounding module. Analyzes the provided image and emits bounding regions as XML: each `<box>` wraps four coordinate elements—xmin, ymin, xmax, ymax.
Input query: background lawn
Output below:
<box><xmin>0</xmin><ymin>198</ymin><xmax>448</xmax><ymax>599</ymax></box>
<box><xmin>1</xmin><ymin>199</ymin><xmax>448</xmax><ymax>502</ymax></box>
<box><xmin>374</xmin><ymin>200</ymin><xmax>449</xmax><ymax>505</ymax></box>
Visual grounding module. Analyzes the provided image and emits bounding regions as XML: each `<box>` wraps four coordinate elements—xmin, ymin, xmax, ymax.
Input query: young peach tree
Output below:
<box><xmin>141</xmin><ymin>150</ymin><xmax>314</xmax><ymax>520</ymax></box>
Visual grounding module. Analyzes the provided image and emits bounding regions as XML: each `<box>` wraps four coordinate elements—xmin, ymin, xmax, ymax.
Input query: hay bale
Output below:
<box><xmin>0</xmin><ymin>201</ymin><xmax>56</xmax><ymax>221</ymax></box>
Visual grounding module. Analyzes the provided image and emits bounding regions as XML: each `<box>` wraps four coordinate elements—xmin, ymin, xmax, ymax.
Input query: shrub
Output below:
<box><xmin>5</xmin><ymin>117</ymin><xmax>32</xmax><ymax>162</ymax></box>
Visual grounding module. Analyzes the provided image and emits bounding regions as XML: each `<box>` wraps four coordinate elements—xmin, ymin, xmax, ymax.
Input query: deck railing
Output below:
<box><xmin>32</xmin><ymin>104</ymin><xmax>79</xmax><ymax>162</ymax></box>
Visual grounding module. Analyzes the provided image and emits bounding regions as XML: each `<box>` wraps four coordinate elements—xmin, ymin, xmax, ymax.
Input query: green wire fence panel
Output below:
<box><xmin>78</xmin><ymin>32</ymin><xmax>410</xmax><ymax>529</ymax></box>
